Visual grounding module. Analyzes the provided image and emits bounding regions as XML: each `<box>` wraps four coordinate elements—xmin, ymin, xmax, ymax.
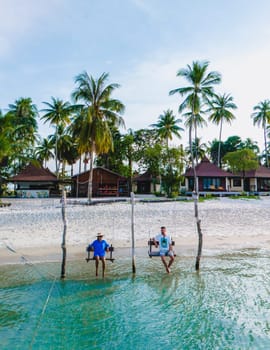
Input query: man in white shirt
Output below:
<box><xmin>154</xmin><ymin>226</ymin><xmax>174</xmax><ymax>273</ymax></box>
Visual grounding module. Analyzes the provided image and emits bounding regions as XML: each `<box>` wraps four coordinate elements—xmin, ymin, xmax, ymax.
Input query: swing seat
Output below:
<box><xmin>148</xmin><ymin>238</ymin><xmax>176</xmax><ymax>258</ymax></box>
<box><xmin>85</xmin><ymin>245</ymin><xmax>115</xmax><ymax>262</ymax></box>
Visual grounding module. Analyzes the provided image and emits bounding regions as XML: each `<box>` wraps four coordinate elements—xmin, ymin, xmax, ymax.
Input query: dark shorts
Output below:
<box><xmin>94</xmin><ymin>254</ymin><xmax>105</xmax><ymax>258</ymax></box>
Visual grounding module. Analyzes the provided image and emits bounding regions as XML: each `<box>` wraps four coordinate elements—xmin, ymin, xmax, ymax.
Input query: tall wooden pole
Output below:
<box><xmin>61</xmin><ymin>189</ymin><xmax>67</xmax><ymax>279</ymax></box>
<box><xmin>131</xmin><ymin>192</ymin><xmax>136</xmax><ymax>274</ymax></box>
<box><xmin>190</xmin><ymin>124</ymin><xmax>203</xmax><ymax>271</ymax></box>
<box><xmin>76</xmin><ymin>175</ymin><xmax>79</xmax><ymax>198</ymax></box>
<box><xmin>193</xmin><ymin>190</ymin><xmax>203</xmax><ymax>270</ymax></box>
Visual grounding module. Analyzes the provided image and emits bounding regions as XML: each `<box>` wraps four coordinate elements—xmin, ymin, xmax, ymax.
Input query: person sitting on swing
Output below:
<box><xmin>153</xmin><ymin>226</ymin><xmax>174</xmax><ymax>273</ymax></box>
<box><xmin>87</xmin><ymin>233</ymin><xmax>110</xmax><ymax>277</ymax></box>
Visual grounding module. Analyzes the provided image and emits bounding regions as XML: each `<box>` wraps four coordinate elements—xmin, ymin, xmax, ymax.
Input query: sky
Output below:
<box><xmin>1</xmin><ymin>0</ymin><xmax>270</xmax><ymax>152</ymax></box>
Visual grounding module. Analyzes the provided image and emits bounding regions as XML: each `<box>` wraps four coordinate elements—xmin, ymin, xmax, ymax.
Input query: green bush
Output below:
<box><xmin>180</xmin><ymin>187</ymin><xmax>186</xmax><ymax>195</ymax></box>
<box><xmin>154</xmin><ymin>191</ymin><xmax>164</xmax><ymax>197</ymax></box>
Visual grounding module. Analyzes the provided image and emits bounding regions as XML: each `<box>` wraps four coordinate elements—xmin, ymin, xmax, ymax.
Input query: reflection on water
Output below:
<box><xmin>1</xmin><ymin>251</ymin><xmax>270</xmax><ymax>349</ymax></box>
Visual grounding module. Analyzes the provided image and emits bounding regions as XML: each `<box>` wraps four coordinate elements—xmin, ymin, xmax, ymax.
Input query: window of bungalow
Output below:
<box><xmin>188</xmin><ymin>178</ymin><xmax>194</xmax><ymax>191</ymax></box>
<box><xmin>203</xmin><ymin>178</ymin><xmax>220</xmax><ymax>189</ymax></box>
<box><xmin>258</xmin><ymin>178</ymin><xmax>270</xmax><ymax>190</ymax></box>
<box><xmin>233</xmin><ymin>178</ymin><xmax>241</xmax><ymax>187</ymax></box>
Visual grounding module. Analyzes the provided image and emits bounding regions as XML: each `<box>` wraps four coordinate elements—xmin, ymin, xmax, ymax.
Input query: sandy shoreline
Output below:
<box><xmin>1</xmin><ymin>197</ymin><xmax>270</xmax><ymax>265</ymax></box>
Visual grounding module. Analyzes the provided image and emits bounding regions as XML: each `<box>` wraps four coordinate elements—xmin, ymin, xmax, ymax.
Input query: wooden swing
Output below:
<box><xmin>85</xmin><ymin>244</ymin><xmax>115</xmax><ymax>262</ymax></box>
<box><xmin>148</xmin><ymin>238</ymin><xmax>176</xmax><ymax>258</ymax></box>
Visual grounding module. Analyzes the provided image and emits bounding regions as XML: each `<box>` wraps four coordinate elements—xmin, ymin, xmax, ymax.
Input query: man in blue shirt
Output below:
<box><xmin>154</xmin><ymin>226</ymin><xmax>174</xmax><ymax>273</ymax></box>
<box><xmin>87</xmin><ymin>233</ymin><xmax>110</xmax><ymax>277</ymax></box>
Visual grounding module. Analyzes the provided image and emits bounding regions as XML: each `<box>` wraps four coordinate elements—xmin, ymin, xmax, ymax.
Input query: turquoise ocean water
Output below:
<box><xmin>1</xmin><ymin>251</ymin><xmax>270</xmax><ymax>350</ymax></box>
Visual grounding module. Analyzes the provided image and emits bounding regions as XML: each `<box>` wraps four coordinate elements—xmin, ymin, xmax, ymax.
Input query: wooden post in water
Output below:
<box><xmin>131</xmin><ymin>192</ymin><xmax>136</xmax><ymax>274</ymax></box>
<box><xmin>61</xmin><ymin>189</ymin><xmax>67</xmax><ymax>279</ymax></box>
<box><xmin>189</xmin><ymin>123</ymin><xmax>203</xmax><ymax>271</ymax></box>
<box><xmin>192</xmin><ymin>190</ymin><xmax>203</xmax><ymax>270</ymax></box>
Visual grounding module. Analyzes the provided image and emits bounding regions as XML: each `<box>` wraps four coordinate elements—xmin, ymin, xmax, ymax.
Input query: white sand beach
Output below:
<box><xmin>1</xmin><ymin>196</ymin><xmax>270</xmax><ymax>264</ymax></box>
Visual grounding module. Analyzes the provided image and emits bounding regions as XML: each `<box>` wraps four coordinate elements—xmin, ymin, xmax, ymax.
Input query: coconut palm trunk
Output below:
<box><xmin>264</xmin><ymin>125</ymin><xmax>269</xmax><ymax>167</ymax></box>
<box><xmin>128</xmin><ymin>156</ymin><xmax>132</xmax><ymax>196</ymax></box>
<box><xmin>55</xmin><ymin>125</ymin><xmax>59</xmax><ymax>177</ymax></box>
<box><xmin>208</xmin><ymin>93</ymin><xmax>237</xmax><ymax>168</ymax></box>
<box><xmin>218</xmin><ymin>119</ymin><xmax>223</xmax><ymax>167</ymax></box>
<box><xmin>71</xmin><ymin>72</ymin><xmax>125</xmax><ymax>201</ymax></box>
<box><xmin>189</xmin><ymin>124</ymin><xmax>203</xmax><ymax>270</ymax></box>
<box><xmin>87</xmin><ymin>152</ymin><xmax>94</xmax><ymax>202</ymax></box>
<box><xmin>61</xmin><ymin>189</ymin><xmax>67</xmax><ymax>278</ymax></box>
<box><xmin>170</xmin><ymin>60</ymin><xmax>221</xmax><ymax>271</ymax></box>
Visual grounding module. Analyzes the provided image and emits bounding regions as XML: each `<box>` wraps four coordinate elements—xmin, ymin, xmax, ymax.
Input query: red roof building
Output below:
<box><xmin>132</xmin><ymin>171</ymin><xmax>161</xmax><ymax>194</ymax></box>
<box><xmin>72</xmin><ymin>167</ymin><xmax>129</xmax><ymax>197</ymax></box>
<box><xmin>9</xmin><ymin>163</ymin><xmax>59</xmax><ymax>197</ymax></box>
<box><xmin>242</xmin><ymin>165</ymin><xmax>270</xmax><ymax>192</ymax></box>
<box><xmin>184</xmin><ymin>157</ymin><xmax>234</xmax><ymax>192</ymax></box>
<box><xmin>184</xmin><ymin>157</ymin><xmax>270</xmax><ymax>193</ymax></box>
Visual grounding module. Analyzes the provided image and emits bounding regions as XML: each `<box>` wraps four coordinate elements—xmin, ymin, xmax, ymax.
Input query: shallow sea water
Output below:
<box><xmin>1</xmin><ymin>250</ymin><xmax>270</xmax><ymax>350</ymax></box>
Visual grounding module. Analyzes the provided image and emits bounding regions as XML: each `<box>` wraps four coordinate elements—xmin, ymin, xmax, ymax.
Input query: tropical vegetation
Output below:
<box><xmin>0</xmin><ymin>60</ymin><xmax>270</xmax><ymax>200</ymax></box>
<box><xmin>71</xmin><ymin>71</ymin><xmax>125</xmax><ymax>201</ymax></box>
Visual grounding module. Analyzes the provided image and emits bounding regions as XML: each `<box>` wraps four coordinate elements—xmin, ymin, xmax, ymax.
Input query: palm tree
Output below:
<box><xmin>7</xmin><ymin>98</ymin><xmax>38</xmax><ymax>140</ymax></box>
<box><xmin>208</xmin><ymin>93</ymin><xmax>237</xmax><ymax>167</ymax></box>
<box><xmin>120</xmin><ymin>129</ymin><xmax>135</xmax><ymax>195</ymax></box>
<box><xmin>53</xmin><ymin>124</ymin><xmax>79</xmax><ymax>177</ymax></box>
<box><xmin>150</xmin><ymin>110</ymin><xmax>183</xmax><ymax>194</ymax></box>
<box><xmin>182</xmin><ymin>106</ymin><xmax>207</xmax><ymax>164</ymax></box>
<box><xmin>35</xmin><ymin>137</ymin><xmax>55</xmax><ymax>168</ymax></box>
<box><xmin>150</xmin><ymin>109</ymin><xmax>183</xmax><ymax>147</ymax></box>
<box><xmin>67</xmin><ymin>109</ymin><xmax>86</xmax><ymax>173</ymax></box>
<box><xmin>241</xmin><ymin>138</ymin><xmax>260</xmax><ymax>156</ymax></box>
<box><xmin>208</xmin><ymin>138</ymin><xmax>225</xmax><ymax>165</ymax></box>
<box><xmin>169</xmin><ymin>60</ymin><xmax>221</xmax><ymax>271</ymax></box>
<box><xmin>251</xmin><ymin>100</ymin><xmax>270</xmax><ymax>167</ymax></box>
<box><xmin>169</xmin><ymin>60</ymin><xmax>221</xmax><ymax>156</ymax></box>
<box><xmin>0</xmin><ymin>114</ymin><xmax>11</xmax><ymax>167</ymax></box>
<box><xmin>41</xmin><ymin>97</ymin><xmax>74</xmax><ymax>176</ymax></box>
<box><xmin>186</xmin><ymin>137</ymin><xmax>207</xmax><ymax>164</ymax></box>
<box><xmin>182</xmin><ymin>109</ymin><xmax>207</xmax><ymax>131</ymax></box>
<box><xmin>0</xmin><ymin>111</ymin><xmax>10</xmax><ymax>164</ymax></box>
<box><xmin>7</xmin><ymin>98</ymin><xmax>38</xmax><ymax>144</ymax></box>
<box><xmin>64</xmin><ymin>143</ymin><xmax>79</xmax><ymax>177</ymax></box>
<box><xmin>71</xmin><ymin>71</ymin><xmax>125</xmax><ymax>201</ymax></box>
<box><xmin>6</xmin><ymin>98</ymin><xmax>39</xmax><ymax>170</ymax></box>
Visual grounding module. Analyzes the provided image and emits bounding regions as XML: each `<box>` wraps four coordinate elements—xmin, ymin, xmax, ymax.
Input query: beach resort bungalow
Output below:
<box><xmin>240</xmin><ymin>165</ymin><xmax>270</xmax><ymax>193</ymax></box>
<box><xmin>184</xmin><ymin>157</ymin><xmax>234</xmax><ymax>192</ymax></box>
<box><xmin>132</xmin><ymin>171</ymin><xmax>161</xmax><ymax>194</ymax></box>
<box><xmin>9</xmin><ymin>163</ymin><xmax>59</xmax><ymax>198</ymax></box>
<box><xmin>183</xmin><ymin>157</ymin><xmax>270</xmax><ymax>194</ymax></box>
<box><xmin>72</xmin><ymin>167</ymin><xmax>129</xmax><ymax>197</ymax></box>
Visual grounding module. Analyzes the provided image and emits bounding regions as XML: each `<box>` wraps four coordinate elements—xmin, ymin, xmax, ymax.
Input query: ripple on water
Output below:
<box><xmin>1</xmin><ymin>253</ymin><xmax>270</xmax><ymax>349</ymax></box>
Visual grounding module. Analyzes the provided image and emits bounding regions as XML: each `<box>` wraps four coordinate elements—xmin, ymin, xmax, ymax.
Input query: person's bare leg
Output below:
<box><xmin>101</xmin><ymin>257</ymin><xmax>106</xmax><ymax>278</ymax></box>
<box><xmin>168</xmin><ymin>256</ymin><xmax>174</xmax><ymax>269</ymax></box>
<box><xmin>161</xmin><ymin>256</ymin><xmax>170</xmax><ymax>273</ymax></box>
<box><xmin>95</xmin><ymin>257</ymin><xmax>99</xmax><ymax>276</ymax></box>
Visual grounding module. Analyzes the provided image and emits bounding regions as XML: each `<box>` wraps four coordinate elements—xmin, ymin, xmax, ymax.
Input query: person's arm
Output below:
<box><xmin>90</xmin><ymin>240</ymin><xmax>97</xmax><ymax>251</ymax></box>
<box><xmin>168</xmin><ymin>237</ymin><xmax>173</xmax><ymax>251</ymax></box>
<box><xmin>105</xmin><ymin>241</ymin><xmax>110</xmax><ymax>252</ymax></box>
<box><xmin>87</xmin><ymin>242</ymin><xmax>94</xmax><ymax>252</ymax></box>
<box><xmin>153</xmin><ymin>235</ymin><xmax>159</xmax><ymax>248</ymax></box>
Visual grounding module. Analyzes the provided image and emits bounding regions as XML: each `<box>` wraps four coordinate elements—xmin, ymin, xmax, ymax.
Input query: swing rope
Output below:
<box><xmin>29</xmin><ymin>276</ymin><xmax>57</xmax><ymax>350</ymax></box>
<box><xmin>2</xmin><ymin>239</ymin><xmax>58</xmax><ymax>349</ymax></box>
